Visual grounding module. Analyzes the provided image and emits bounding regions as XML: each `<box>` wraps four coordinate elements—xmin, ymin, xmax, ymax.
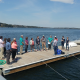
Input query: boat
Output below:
<box><xmin>64</xmin><ymin>42</ymin><xmax>77</xmax><ymax>48</ymax></box>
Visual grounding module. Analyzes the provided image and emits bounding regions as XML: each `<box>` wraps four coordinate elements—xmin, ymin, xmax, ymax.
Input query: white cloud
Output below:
<box><xmin>0</xmin><ymin>0</ymin><xmax>2</xmax><ymax>2</ymax></box>
<box><xmin>50</xmin><ymin>0</ymin><xmax>74</xmax><ymax>4</ymax></box>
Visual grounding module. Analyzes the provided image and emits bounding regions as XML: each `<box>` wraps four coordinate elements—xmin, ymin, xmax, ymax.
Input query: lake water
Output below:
<box><xmin>0</xmin><ymin>27</ymin><xmax>80</xmax><ymax>80</ymax></box>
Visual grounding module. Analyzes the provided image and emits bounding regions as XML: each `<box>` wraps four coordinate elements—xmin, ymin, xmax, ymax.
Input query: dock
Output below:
<box><xmin>1</xmin><ymin>44</ymin><xmax>80</xmax><ymax>76</ymax></box>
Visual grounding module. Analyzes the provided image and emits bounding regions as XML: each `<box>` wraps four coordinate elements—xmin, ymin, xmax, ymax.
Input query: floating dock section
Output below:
<box><xmin>1</xmin><ymin>44</ymin><xmax>80</xmax><ymax>76</ymax></box>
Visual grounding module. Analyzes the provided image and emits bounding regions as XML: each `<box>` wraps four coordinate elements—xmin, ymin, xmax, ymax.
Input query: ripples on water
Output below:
<box><xmin>0</xmin><ymin>28</ymin><xmax>80</xmax><ymax>80</ymax></box>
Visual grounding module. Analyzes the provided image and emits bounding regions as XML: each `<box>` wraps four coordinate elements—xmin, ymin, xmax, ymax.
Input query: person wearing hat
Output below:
<box><xmin>48</xmin><ymin>35</ymin><xmax>53</xmax><ymax>50</ymax></box>
<box><xmin>20</xmin><ymin>35</ymin><xmax>24</xmax><ymax>55</ymax></box>
<box><xmin>54</xmin><ymin>36</ymin><xmax>58</xmax><ymax>41</ymax></box>
<box><xmin>11</xmin><ymin>38</ymin><xmax>18</xmax><ymax>62</ymax></box>
<box><xmin>41</xmin><ymin>35</ymin><xmax>47</xmax><ymax>51</ymax></box>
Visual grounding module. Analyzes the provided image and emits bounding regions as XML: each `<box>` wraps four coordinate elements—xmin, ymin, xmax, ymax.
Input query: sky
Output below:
<box><xmin>0</xmin><ymin>0</ymin><xmax>80</xmax><ymax>28</ymax></box>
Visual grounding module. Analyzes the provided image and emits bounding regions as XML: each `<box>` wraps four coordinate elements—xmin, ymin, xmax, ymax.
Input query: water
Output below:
<box><xmin>0</xmin><ymin>27</ymin><xmax>80</xmax><ymax>80</ymax></box>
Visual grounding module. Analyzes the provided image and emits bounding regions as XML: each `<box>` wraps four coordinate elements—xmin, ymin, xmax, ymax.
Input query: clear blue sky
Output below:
<box><xmin>0</xmin><ymin>0</ymin><xmax>80</xmax><ymax>28</ymax></box>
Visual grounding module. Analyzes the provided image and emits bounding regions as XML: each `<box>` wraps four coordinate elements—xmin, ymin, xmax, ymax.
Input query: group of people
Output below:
<box><xmin>0</xmin><ymin>35</ymin><xmax>69</xmax><ymax>64</ymax></box>
<box><xmin>0</xmin><ymin>36</ymin><xmax>18</xmax><ymax>64</ymax></box>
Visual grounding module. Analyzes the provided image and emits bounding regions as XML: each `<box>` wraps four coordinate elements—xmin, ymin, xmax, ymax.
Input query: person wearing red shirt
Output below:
<box><xmin>29</xmin><ymin>38</ymin><xmax>36</xmax><ymax>52</ymax></box>
<box><xmin>54</xmin><ymin>36</ymin><xmax>58</xmax><ymax>41</ymax></box>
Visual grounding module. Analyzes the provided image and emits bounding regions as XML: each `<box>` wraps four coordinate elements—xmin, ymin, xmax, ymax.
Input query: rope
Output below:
<box><xmin>44</xmin><ymin>62</ymin><xmax>68</xmax><ymax>80</ymax></box>
<box><xmin>73</xmin><ymin>56</ymin><xmax>80</xmax><ymax>60</ymax></box>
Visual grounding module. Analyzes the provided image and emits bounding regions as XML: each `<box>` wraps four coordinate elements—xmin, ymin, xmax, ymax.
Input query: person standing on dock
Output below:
<box><xmin>48</xmin><ymin>35</ymin><xmax>53</xmax><ymax>50</ymax></box>
<box><xmin>3</xmin><ymin>38</ymin><xmax>7</xmax><ymax>58</ymax></box>
<box><xmin>0</xmin><ymin>36</ymin><xmax>4</xmax><ymax>60</ymax></box>
<box><xmin>20</xmin><ymin>35</ymin><xmax>24</xmax><ymax>55</ymax></box>
<box><xmin>6</xmin><ymin>38</ymin><xmax>11</xmax><ymax>64</ymax></box>
<box><xmin>61</xmin><ymin>36</ymin><xmax>65</xmax><ymax>49</ymax></box>
<box><xmin>36</xmin><ymin>36</ymin><xmax>41</xmax><ymax>51</ymax></box>
<box><xmin>11</xmin><ymin>38</ymin><xmax>18</xmax><ymax>62</ymax></box>
<box><xmin>53</xmin><ymin>37</ymin><xmax>58</xmax><ymax>55</ymax></box>
<box><xmin>25</xmin><ymin>37</ymin><xmax>28</xmax><ymax>53</ymax></box>
<box><xmin>54</xmin><ymin>36</ymin><xmax>58</xmax><ymax>41</ymax></box>
<box><xmin>29</xmin><ymin>38</ymin><xmax>36</xmax><ymax>52</ymax></box>
<box><xmin>41</xmin><ymin>35</ymin><xmax>47</xmax><ymax>51</ymax></box>
<box><xmin>66</xmin><ymin>37</ymin><xmax>69</xmax><ymax>51</ymax></box>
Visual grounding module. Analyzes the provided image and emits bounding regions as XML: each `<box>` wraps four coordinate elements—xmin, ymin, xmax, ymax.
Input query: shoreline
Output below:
<box><xmin>0</xmin><ymin>22</ymin><xmax>80</xmax><ymax>29</ymax></box>
<box><xmin>0</xmin><ymin>27</ymin><xmax>80</xmax><ymax>29</ymax></box>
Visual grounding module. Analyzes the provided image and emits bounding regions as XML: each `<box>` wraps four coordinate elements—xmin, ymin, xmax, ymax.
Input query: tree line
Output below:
<box><xmin>0</xmin><ymin>22</ymin><xmax>42</xmax><ymax>28</ymax></box>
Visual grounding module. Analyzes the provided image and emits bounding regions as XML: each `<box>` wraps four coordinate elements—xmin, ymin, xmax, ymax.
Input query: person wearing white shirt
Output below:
<box><xmin>0</xmin><ymin>36</ymin><xmax>4</xmax><ymax>59</ymax></box>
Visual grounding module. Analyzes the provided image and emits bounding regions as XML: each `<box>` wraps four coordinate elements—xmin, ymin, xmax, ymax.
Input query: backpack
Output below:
<box><xmin>57</xmin><ymin>49</ymin><xmax>65</xmax><ymax>55</ymax></box>
<box><xmin>57</xmin><ymin>49</ymin><xmax>62</xmax><ymax>55</ymax></box>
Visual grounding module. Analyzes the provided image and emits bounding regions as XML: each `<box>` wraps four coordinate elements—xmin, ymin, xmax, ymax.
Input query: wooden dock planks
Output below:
<box><xmin>2</xmin><ymin>45</ymin><xmax>80</xmax><ymax>75</ymax></box>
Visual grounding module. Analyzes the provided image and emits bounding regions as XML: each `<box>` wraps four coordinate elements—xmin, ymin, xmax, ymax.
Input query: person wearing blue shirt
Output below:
<box><xmin>6</xmin><ymin>38</ymin><xmax>11</xmax><ymax>64</ymax></box>
<box><xmin>20</xmin><ymin>35</ymin><xmax>24</xmax><ymax>55</ymax></box>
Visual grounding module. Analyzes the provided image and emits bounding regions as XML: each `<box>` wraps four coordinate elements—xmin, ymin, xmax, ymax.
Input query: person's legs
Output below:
<box><xmin>44</xmin><ymin>42</ymin><xmax>47</xmax><ymax>50</ymax></box>
<box><xmin>51</xmin><ymin>43</ymin><xmax>53</xmax><ymax>50</ymax></box>
<box><xmin>68</xmin><ymin>44</ymin><xmax>69</xmax><ymax>50</ymax></box>
<box><xmin>4</xmin><ymin>47</ymin><xmax>6</xmax><ymax>58</ymax></box>
<box><xmin>16</xmin><ymin>48</ymin><xmax>18</xmax><ymax>55</ymax></box>
<box><xmin>62</xmin><ymin>45</ymin><xmax>63</xmax><ymax>49</ymax></box>
<box><xmin>49</xmin><ymin>44</ymin><xmax>51</xmax><ymax>49</ymax></box>
<box><xmin>6</xmin><ymin>51</ymin><xmax>11</xmax><ymax>64</ymax></box>
<box><xmin>48</xmin><ymin>44</ymin><xmax>49</xmax><ymax>50</ymax></box>
<box><xmin>12</xmin><ymin>49</ymin><xmax>14</xmax><ymax>60</ymax></box>
<box><xmin>63</xmin><ymin>43</ymin><xmax>64</xmax><ymax>49</ymax></box>
<box><xmin>30</xmin><ymin>45</ymin><xmax>32</xmax><ymax>51</ymax></box>
<box><xmin>0</xmin><ymin>48</ymin><xmax>1</xmax><ymax>59</ymax></box>
<box><xmin>55</xmin><ymin>46</ymin><xmax>57</xmax><ymax>54</ymax></box>
<box><xmin>14</xmin><ymin>49</ymin><xmax>17</xmax><ymax>60</ymax></box>
<box><xmin>22</xmin><ymin>45</ymin><xmax>23</xmax><ymax>53</ymax></box>
<box><xmin>36</xmin><ymin>44</ymin><xmax>38</xmax><ymax>50</ymax></box>
<box><xmin>21</xmin><ymin>45</ymin><xmax>23</xmax><ymax>54</ymax></box>
<box><xmin>25</xmin><ymin>45</ymin><xmax>27</xmax><ymax>53</ymax></box>
<box><xmin>66</xmin><ymin>44</ymin><xmax>67</xmax><ymax>50</ymax></box>
<box><xmin>32</xmin><ymin>45</ymin><xmax>35</xmax><ymax>51</ymax></box>
<box><xmin>48</xmin><ymin>44</ymin><xmax>51</xmax><ymax>50</ymax></box>
<box><xmin>62</xmin><ymin>46</ymin><xmax>63</xmax><ymax>49</ymax></box>
<box><xmin>26</xmin><ymin>45</ymin><xmax>28</xmax><ymax>52</ymax></box>
<box><xmin>0</xmin><ymin>47</ymin><xmax>4</xmax><ymax>59</ymax></box>
<box><xmin>62</xmin><ymin>43</ymin><xmax>64</xmax><ymax>49</ymax></box>
<box><xmin>20</xmin><ymin>45</ymin><xmax>22</xmax><ymax>55</ymax></box>
<box><xmin>54</xmin><ymin>46</ymin><xmax>56</xmax><ymax>55</ymax></box>
<box><xmin>12</xmin><ymin>49</ymin><xmax>17</xmax><ymax>61</ymax></box>
<box><xmin>42</xmin><ymin>42</ymin><xmax>44</xmax><ymax>50</ymax></box>
<box><xmin>15</xmin><ymin>46</ymin><xmax>18</xmax><ymax>55</ymax></box>
<box><xmin>54</xmin><ymin>46</ymin><xmax>57</xmax><ymax>55</ymax></box>
<box><xmin>39</xmin><ymin>45</ymin><xmax>41</xmax><ymax>50</ymax></box>
<box><xmin>32</xmin><ymin>45</ymin><xmax>33</xmax><ymax>50</ymax></box>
